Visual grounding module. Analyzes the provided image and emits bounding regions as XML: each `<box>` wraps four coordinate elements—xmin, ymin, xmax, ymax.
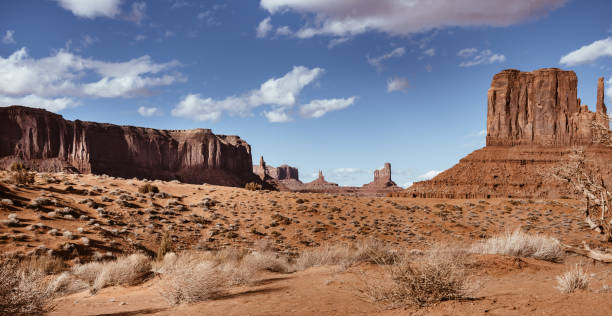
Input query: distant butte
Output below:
<box><xmin>403</xmin><ymin>68</ymin><xmax>612</xmax><ymax>199</ymax></box>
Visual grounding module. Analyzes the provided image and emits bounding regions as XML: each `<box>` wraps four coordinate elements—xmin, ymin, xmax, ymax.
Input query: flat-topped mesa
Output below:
<box><xmin>363</xmin><ymin>162</ymin><xmax>398</xmax><ymax>188</ymax></box>
<box><xmin>0</xmin><ymin>105</ymin><xmax>257</xmax><ymax>186</ymax></box>
<box><xmin>486</xmin><ymin>68</ymin><xmax>605</xmax><ymax>146</ymax></box>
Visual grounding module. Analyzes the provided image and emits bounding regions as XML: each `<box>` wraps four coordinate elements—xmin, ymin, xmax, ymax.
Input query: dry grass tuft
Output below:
<box><xmin>0</xmin><ymin>260</ymin><xmax>55</xmax><ymax>314</ymax></box>
<box><xmin>471</xmin><ymin>229</ymin><xmax>564</xmax><ymax>262</ymax></box>
<box><xmin>71</xmin><ymin>254</ymin><xmax>152</xmax><ymax>293</ymax></box>
<box><xmin>556</xmin><ymin>264</ymin><xmax>589</xmax><ymax>293</ymax></box>
<box><xmin>362</xmin><ymin>244</ymin><xmax>473</xmax><ymax>307</ymax></box>
<box><xmin>296</xmin><ymin>238</ymin><xmax>398</xmax><ymax>270</ymax></box>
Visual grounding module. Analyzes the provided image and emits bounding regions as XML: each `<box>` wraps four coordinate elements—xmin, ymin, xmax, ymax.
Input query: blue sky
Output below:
<box><xmin>1</xmin><ymin>0</ymin><xmax>611</xmax><ymax>186</ymax></box>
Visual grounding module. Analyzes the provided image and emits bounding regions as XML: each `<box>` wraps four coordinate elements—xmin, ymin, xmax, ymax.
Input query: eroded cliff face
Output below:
<box><xmin>363</xmin><ymin>162</ymin><xmax>397</xmax><ymax>188</ymax></box>
<box><xmin>405</xmin><ymin>68</ymin><xmax>612</xmax><ymax>199</ymax></box>
<box><xmin>0</xmin><ymin>106</ymin><xmax>257</xmax><ymax>186</ymax></box>
<box><xmin>486</xmin><ymin>68</ymin><xmax>602</xmax><ymax>146</ymax></box>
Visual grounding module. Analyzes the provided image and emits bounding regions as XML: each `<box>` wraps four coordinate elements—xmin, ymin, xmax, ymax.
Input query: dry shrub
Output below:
<box><xmin>19</xmin><ymin>255</ymin><xmax>65</xmax><ymax>275</ymax></box>
<box><xmin>471</xmin><ymin>229</ymin><xmax>564</xmax><ymax>262</ymax></box>
<box><xmin>556</xmin><ymin>264</ymin><xmax>589</xmax><ymax>293</ymax></box>
<box><xmin>296</xmin><ymin>239</ymin><xmax>398</xmax><ymax>270</ymax></box>
<box><xmin>362</xmin><ymin>244</ymin><xmax>472</xmax><ymax>307</ymax></box>
<box><xmin>138</xmin><ymin>183</ymin><xmax>159</xmax><ymax>194</ymax></box>
<box><xmin>241</xmin><ymin>251</ymin><xmax>291</xmax><ymax>273</ymax></box>
<box><xmin>156</xmin><ymin>231</ymin><xmax>173</xmax><ymax>261</ymax></box>
<box><xmin>0</xmin><ymin>260</ymin><xmax>55</xmax><ymax>314</ymax></box>
<box><xmin>10</xmin><ymin>162</ymin><xmax>35</xmax><ymax>185</ymax></box>
<box><xmin>71</xmin><ymin>254</ymin><xmax>151</xmax><ymax>293</ymax></box>
<box><xmin>157</xmin><ymin>253</ymin><xmax>228</xmax><ymax>305</ymax></box>
<box><xmin>244</xmin><ymin>182</ymin><xmax>262</xmax><ymax>191</ymax></box>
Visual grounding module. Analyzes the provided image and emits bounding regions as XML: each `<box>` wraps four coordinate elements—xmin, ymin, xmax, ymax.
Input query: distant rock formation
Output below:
<box><xmin>253</xmin><ymin>156</ymin><xmax>302</xmax><ymax>189</ymax></box>
<box><xmin>406</xmin><ymin>68</ymin><xmax>612</xmax><ymax>199</ymax></box>
<box><xmin>305</xmin><ymin>170</ymin><xmax>338</xmax><ymax>187</ymax></box>
<box><xmin>0</xmin><ymin>105</ymin><xmax>258</xmax><ymax>186</ymax></box>
<box><xmin>363</xmin><ymin>162</ymin><xmax>397</xmax><ymax>188</ymax></box>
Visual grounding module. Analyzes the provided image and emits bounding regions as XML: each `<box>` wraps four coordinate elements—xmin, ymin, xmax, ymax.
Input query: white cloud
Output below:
<box><xmin>328</xmin><ymin>37</ymin><xmax>350</xmax><ymax>49</ymax></box>
<box><xmin>418</xmin><ymin>170</ymin><xmax>442</xmax><ymax>180</ymax></box>
<box><xmin>276</xmin><ymin>26</ymin><xmax>292</xmax><ymax>36</ymax></box>
<box><xmin>458</xmin><ymin>48</ymin><xmax>506</xmax><ymax>67</ymax></box>
<box><xmin>299</xmin><ymin>97</ymin><xmax>355</xmax><ymax>118</ymax></box>
<box><xmin>2</xmin><ymin>30</ymin><xmax>16</xmax><ymax>44</ymax></box>
<box><xmin>478</xmin><ymin>129</ymin><xmax>486</xmax><ymax>136</ymax></box>
<box><xmin>423</xmin><ymin>48</ymin><xmax>435</xmax><ymax>56</ymax></box>
<box><xmin>172</xmin><ymin>66</ymin><xmax>330</xmax><ymax>122</ymax></box>
<box><xmin>137</xmin><ymin>106</ymin><xmax>160</xmax><ymax>117</ymax></box>
<box><xmin>425</xmin><ymin>64</ymin><xmax>432</xmax><ymax>72</ymax></box>
<box><xmin>403</xmin><ymin>182</ymin><xmax>414</xmax><ymax>188</ymax></box>
<box><xmin>387</xmin><ymin>77</ymin><xmax>409</xmax><ymax>93</ymax></box>
<box><xmin>0</xmin><ymin>47</ymin><xmax>181</xmax><ymax>112</ymax></box>
<box><xmin>56</xmin><ymin>0</ymin><xmax>122</xmax><ymax>19</ymax></box>
<box><xmin>264</xmin><ymin>108</ymin><xmax>292</xmax><ymax>122</ymax></box>
<box><xmin>367</xmin><ymin>47</ymin><xmax>405</xmax><ymax>69</ymax></box>
<box><xmin>256</xmin><ymin>17</ymin><xmax>273</xmax><ymax>38</ymax></box>
<box><xmin>457</xmin><ymin>48</ymin><xmax>478</xmax><ymax>57</ymax></box>
<box><xmin>0</xmin><ymin>94</ymin><xmax>77</xmax><ymax>112</ymax></box>
<box><xmin>126</xmin><ymin>1</ymin><xmax>146</xmax><ymax>25</ymax></box>
<box><xmin>260</xmin><ymin>0</ymin><xmax>566</xmax><ymax>38</ymax></box>
<box><xmin>135</xmin><ymin>34</ymin><xmax>146</xmax><ymax>41</ymax></box>
<box><xmin>559</xmin><ymin>37</ymin><xmax>612</xmax><ymax>66</ymax></box>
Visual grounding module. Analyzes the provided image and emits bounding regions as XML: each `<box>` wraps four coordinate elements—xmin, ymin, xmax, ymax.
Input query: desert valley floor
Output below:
<box><xmin>1</xmin><ymin>171</ymin><xmax>612</xmax><ymax>315</ymax></box>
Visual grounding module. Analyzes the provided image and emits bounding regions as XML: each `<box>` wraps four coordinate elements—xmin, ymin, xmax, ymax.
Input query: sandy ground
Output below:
<box><xmin>2</xmin><ymin>171</ymin><xmax>612</xmax><ymax>315</ymax></box>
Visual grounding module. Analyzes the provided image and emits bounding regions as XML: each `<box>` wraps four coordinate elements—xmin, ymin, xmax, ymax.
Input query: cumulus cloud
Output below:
<box><xmin>173</xmin><ymin>66</ymin><xmax>354</xmax><ymax>122</ymax></box>
<box><xmin>367</xmin><ymin>47</ymin><xmax>405</xmax><ymax>69</ymax></box>
<box><xmin>256</xmin><ymin>17</ymin><xmax>273</xmax><ymax>38</ymax></box>
<box><xmin>387</xmin><ymin>77</ymin><xmax>409</xmax><ymax>93</ymax></box>
<box><xmin>137</xmin><ymin>106</ymin><xmax>160</xmax><ymax>117</ymax></box>
<box><xmin>2</xmin><ymin>30</ymin><xmax>16</xmax><ymax>44</ymax></box>
<box><xmin>423</xmin><ymin>48</ymin><xmax>435</xmax><ymax>57</ymax></box>
<box><xmin>457</xmin><ymin>48</ymin><xmax>506</xmax><ymax>67</ymax></box>
<box><xmin>559</xmin><ymin>37</ymin><xmax>612</xmax><ymax>66</ymax></box>
<box><xmin>56</xmin><ymin>0</ymin><xmax>122</xmax><ymax>19</ymax></box>
<box><xmin>418</xmin><ymin>170</ymin><xmax>442</xmax><ymax>180</ymax></box>
<box><xmin>260</xmin><ymin>0</ymin><xmax>566</xmax><ymax>38</ymax></box>
<box><xmin>0</xmin><ymin>47</ymin><xmax>181</xmax><ymax>111</ymax></box>
<box><xmin>0</xmin><ymin>94</ymin><xmax>77</xmax><ymax>112</ymax></box>
<box><xmin>264</xmin><ymin>108</ymin><xmax>292</xmax><ymax>122</ymax></box>
<box><xmin>299</xmin><ymin>97</ymin><xmax>355</xmax><ymax>118</ymax></box>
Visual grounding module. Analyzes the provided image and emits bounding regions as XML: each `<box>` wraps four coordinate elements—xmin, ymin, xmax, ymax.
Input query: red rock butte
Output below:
<box><xmin>404</xmin><ymin>68</ymin><xmax>612</xmax><ymax>199</ymax></box>
<box><xmin>0</xmin><ymin>106</ymin><xmax>258</xmax><ymax>186</ymax></box>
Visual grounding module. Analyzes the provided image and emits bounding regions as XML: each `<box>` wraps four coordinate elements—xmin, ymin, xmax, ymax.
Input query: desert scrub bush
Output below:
<box><xmin>363</xmin><ymin>244</ymin><xmax>472</xmax><ymax>307</ymax></box>
<box><xmin>71</xmin><ymin>254</ymin><xmax>152</xmax><ymax>293</ymax></box>
<box><xmin>244</xmin><ymin>182</ymin><xmax>262</xmax><ymax>191</ymax></box>
<box><xmin>9</xmin><ymin>161</ymin><xmax>35</xmax><ymax>185</ymax></box>
<box><xmin>296</xmin><ymin>239</ymin><xmax>398</xmax><ymax>270</ymax></box>
<box><xmin>0</xmin><ymin>259</ymin><xmax>55</xmax><ymax>314</ymax></box>
<box><xmin>158</xmin><ymin>255</ymin><xmax>226</xmax><ymax>305</ymax></box>
<box><xmin>138</xmin><ymin>183</ymin><xmax>159</xmax><ymax>194</ymax></box>
<box><xmin>471</xmin><ymin>229</ymin><xmax>564</xmax><ymax>262</ymax></box>
<box><xmin>556</xmin><ymin>264</ymin><xmax>589</xmax><ymax>293</ymax></box>
<box><xmin>156</xmin><ymin>231</ymin><xmax>173</xmax><ymax>261</ymax></box>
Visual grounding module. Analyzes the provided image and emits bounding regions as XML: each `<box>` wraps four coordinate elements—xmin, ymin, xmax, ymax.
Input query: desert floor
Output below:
<box><xmin>1</xmin><ymin>171</ymin><xmax>612</xmax><ymax>315</ymax></box>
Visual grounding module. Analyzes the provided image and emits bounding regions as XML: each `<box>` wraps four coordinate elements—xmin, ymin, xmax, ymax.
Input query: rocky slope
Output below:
<box><xmin>0</xmin><ymin>106</ymin><xmax>257</xmax><ymax>186</ymax></box>
<box><xmin>406</xmin><ymin>68</ymin><xmax>611</xmax><ymax>199</ymax></box>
